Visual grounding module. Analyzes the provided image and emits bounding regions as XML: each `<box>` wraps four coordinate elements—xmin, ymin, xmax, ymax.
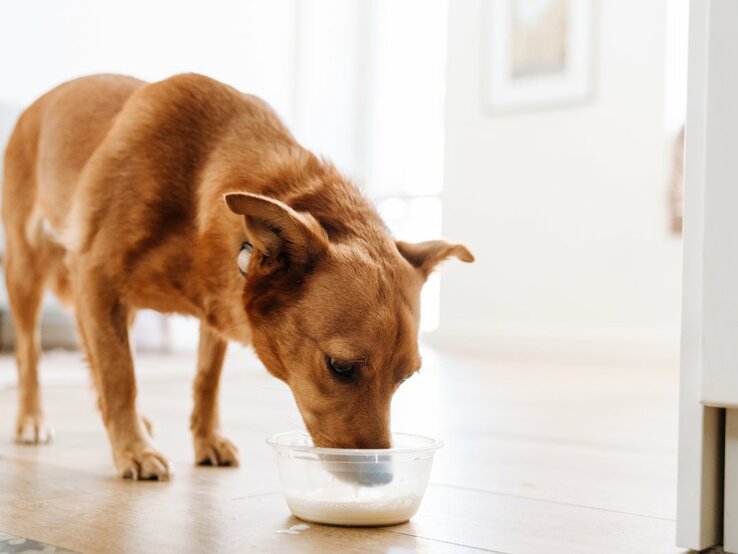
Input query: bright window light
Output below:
<box><xmin>377</xmin><ymin>197</ymin><xmax>443</xmax><ymax>332</ymax></box>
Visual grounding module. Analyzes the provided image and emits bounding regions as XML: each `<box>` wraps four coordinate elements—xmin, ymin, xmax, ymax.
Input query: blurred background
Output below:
<box><xmin>0</xmin><ymin>0</ymin><xmax>687</xmax><ymax>362</ymax></box>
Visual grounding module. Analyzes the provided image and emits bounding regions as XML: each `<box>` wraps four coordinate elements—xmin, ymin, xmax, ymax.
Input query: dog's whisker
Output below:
<box><xmin>290</xmin><ymin>420</ymin><xmax>340</xmax><ymax>447</ymax></box>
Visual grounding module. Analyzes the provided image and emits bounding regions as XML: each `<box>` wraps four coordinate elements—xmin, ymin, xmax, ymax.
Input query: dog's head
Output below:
<box><xmin>225</xmin><ymin>191</ymin><xmax>473</xmax><ymax>449</ymax></box>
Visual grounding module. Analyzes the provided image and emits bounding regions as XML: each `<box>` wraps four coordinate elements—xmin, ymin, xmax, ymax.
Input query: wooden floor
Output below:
<box><xmin>0</xmin><ymin>344</ymin><xmax>688</xmax><ymax>553</ymax></box>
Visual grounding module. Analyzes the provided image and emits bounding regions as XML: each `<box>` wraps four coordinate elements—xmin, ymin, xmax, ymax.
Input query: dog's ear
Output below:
<box><xmin>225</xmin><ymin>192</ymin><xmax>328</xmax><ymax>264</ymax></box>
<box><xmin>396</xmin><ymin>240</ymin><xmax>474</xmax><ymax>278</ymax></box>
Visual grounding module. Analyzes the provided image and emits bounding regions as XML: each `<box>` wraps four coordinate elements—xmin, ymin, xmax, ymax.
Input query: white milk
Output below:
<box><xmin>286</xmin><ymin>493</ymin><xmax>421</xmax><ymax>526</ymax></box>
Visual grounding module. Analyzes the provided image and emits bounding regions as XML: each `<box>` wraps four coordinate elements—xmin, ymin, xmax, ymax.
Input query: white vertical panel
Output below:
<box><xmin>697</xmin><ymin>0</ymin><xmax>738</xmax><ymax>406</ymax></box>
<box><xmin>366</xmin><ymin>0</ymin><xmax>448</xmax><ymax>197</ymax></box>
<box><xmin>292</xmin><ymin>0</ymin><xmax>370</xmax><ymax>179</ymax></box>
<box><xmin>677</xmin><ymin>0</ymin><xmax>725</xmax><ymax>549</ymax></box>
<box><xmin>291</xmin><ymin>0</ymin><xmax>450</xmax><ymax>197</ymax></box>
<box><xmin>663</xmin><ymin>0</ymin><xmax>689</xmax><ymax>135</ymax></box>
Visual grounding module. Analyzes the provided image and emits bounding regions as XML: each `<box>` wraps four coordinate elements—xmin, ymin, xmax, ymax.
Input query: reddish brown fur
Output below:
<box><xmin>2</xmin><ymin>74</ymin><xmax>473</xmax><ymax>479</ymax></box>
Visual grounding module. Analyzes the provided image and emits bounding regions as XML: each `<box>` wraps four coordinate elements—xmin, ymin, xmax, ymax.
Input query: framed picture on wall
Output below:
<box><xmin>483</xmin><ymin>0</ymin><xmax>594</xmax><ymax>112</ymax></box>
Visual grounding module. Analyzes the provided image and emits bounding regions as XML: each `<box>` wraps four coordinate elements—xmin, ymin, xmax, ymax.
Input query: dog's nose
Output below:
<box><xmin>347</xmin><ymin>437</ymin><xmax>393</xmax><ymax>485</ymax></box>
<box><xmin>323</xmin><ymin>454</ymin><xmax>394</xmax><ymax>487</ymax></box>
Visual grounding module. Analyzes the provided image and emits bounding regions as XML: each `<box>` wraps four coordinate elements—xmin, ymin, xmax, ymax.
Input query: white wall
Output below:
<box><xmin>438</xmin><ymin>0</ymin><xmax>683</xmax><ymax>357</ymax></box>
<box><xmin>0</xmin><ymin>0</ymin><xmax>448</xmax><ymax>212</ymax></box>
<box><xmin>1</xmin><ymin>0</ymin><xmax>679</xmax><ymax>356</ymax></box>
<box><xmin>0</xmin><ymin>0</ymin><xmax>297</xmax><ymax>119</ymax></box>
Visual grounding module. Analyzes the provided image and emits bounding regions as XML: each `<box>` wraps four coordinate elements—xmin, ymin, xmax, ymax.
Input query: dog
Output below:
<box><xmin>2</xmin><ymin>74</ymin><xmax>473</xmax><ymax>480</ymax></box>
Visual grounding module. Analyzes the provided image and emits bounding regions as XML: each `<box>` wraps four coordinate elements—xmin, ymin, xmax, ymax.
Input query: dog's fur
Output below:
<box><xmin>2</xmin><ymin>74</ymin><xmax>473</xmax><ymax>479</ymax></box>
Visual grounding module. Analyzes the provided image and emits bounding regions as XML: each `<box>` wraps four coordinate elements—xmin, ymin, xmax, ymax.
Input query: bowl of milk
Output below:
<box><xmin>267</xmin><ymin>431</ymin><xmax>442</xmax><ymax>526</ymax></box>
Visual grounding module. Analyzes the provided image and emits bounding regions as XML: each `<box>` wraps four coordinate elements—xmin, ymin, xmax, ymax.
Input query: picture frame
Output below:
<box><xmin>483</xmin><ymin>0</ymin><xmax>594</xmax><ymax>112</ymax></box>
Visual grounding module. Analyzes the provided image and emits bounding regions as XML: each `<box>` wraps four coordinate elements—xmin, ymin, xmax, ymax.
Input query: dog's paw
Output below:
<box><xmin>15</xmin><ymin>414</ymin><xmax>53</xmax><ymax>445</ymax></box>
<box><xmin>115</xmin><ymin>444</ymin><xmax>171</xmax><ymax>480</ymax></box>
<box><xmin>194</xmin><ymin>433</ymin><xmax>240</xmax><ymax>467</ymax></box>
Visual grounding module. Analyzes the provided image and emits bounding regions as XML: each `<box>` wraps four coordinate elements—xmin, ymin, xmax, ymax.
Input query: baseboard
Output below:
<box><xmin>0</xmin><ymin>309</ymin><xmax>79</xmax><ymax>351</ymax></box>
<box><xmin>422</xmin><ymin>325</ymin><xmax>680</xmax><ymax>367</ymax></box>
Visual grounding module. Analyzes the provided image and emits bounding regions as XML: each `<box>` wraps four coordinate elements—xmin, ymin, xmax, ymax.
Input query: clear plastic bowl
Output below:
<box><xmin>267</xmin><ymin>431</ymin><xmax>442</xmax><ymax>526</ymax></box>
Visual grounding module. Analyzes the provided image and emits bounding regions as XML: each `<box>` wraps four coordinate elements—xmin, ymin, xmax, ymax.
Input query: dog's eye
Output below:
<box><xmin>237</xmin><ymin>241</ymin><xmax>252</xmax><ymax>277</ymax></box>
<box><xmin>326</xmin><ymin>356</ymin><xmax>359</xmax><ymax>382</ymax></box>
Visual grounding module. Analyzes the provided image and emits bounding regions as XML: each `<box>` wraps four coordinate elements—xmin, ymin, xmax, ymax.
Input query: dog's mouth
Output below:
<box><xmin>299</xmin><ymin>408</ymin><xmax>391</xmax><ymax>449</ymax></box>
<box><xmin>305</xmin><ymin>425</ymin><xmax>392</xmax><ymax>451</ymax></box>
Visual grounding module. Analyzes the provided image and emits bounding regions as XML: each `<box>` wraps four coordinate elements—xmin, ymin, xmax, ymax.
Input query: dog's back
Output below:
<box><xmin>3</xmin><ymin>75</ymin><xmax>144</xmax><ymax>238</ymax></box>
<box><xmin>3</xmin><ymin>72</ymin><xmax>306</xmax><ymax>328</ymax></box>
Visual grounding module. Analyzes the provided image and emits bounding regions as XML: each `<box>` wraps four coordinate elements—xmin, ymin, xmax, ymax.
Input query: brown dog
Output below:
<box><xmin>2</xmin><ymin>74</ymin><xmax>473</xmax><ymax>480</ymax></box>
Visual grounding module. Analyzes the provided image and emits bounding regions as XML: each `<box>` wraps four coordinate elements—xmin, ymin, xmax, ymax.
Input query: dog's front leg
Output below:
<box><xmin>190</xmin><ymin>323</ymin><xmax>239</xmax><ymax>466</ymax></box>
<box><xmin>76</xmin><ymin>269</ymin><xmax>170</xmax><ymax>480</ymax></box>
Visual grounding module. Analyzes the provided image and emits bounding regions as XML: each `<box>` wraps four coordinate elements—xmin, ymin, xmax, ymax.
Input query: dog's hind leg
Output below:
<box><xmin>2</xmin><ymin>108</ymin><xmax>54</xmax><ymax>444</ymax></box>
<box><xmin>4</xmin><ymin>234</ymin><xmax>52</xmax><ymax>444</ymax></box>
<box><xmin>190</xmin><ymin>323</ymin><xmax>239</xmax><ymax>466</ymax></box>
